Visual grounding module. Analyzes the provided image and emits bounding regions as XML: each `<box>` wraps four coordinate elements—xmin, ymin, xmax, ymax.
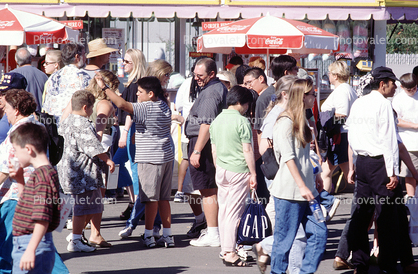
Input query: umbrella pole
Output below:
<box><xmin>6</xmin><ymin>46</ymin><xmax>8</xmax><ymax>73</ymax></box>
<box><xmin>266</xmin><ymin>48</ymin><xmax>270</xmax><ymax>76</ymax></box>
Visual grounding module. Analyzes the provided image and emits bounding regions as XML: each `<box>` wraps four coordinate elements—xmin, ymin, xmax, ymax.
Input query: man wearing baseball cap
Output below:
<box><xmin>83</xmin><ymin>38</ymin><xmax>118</xmax><ymax>79</ymax></box>
<box><xmin>0</xmin><ymin>72</ymin><xmax>28</xmax><ymax>144</ymax></box>
<box><xmin>346</xmin><ymin>66</ymin><xmax>418</xmax><ymax>273</ymax></box>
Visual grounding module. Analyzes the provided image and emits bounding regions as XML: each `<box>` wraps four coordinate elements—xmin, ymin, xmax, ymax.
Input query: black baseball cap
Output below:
<box><xmin>371</xmin><ymin>66</ymin><xmax>399</xmax><ymax>82</ymax></box>
<box><xmin>0</xmin><ymin>72</ymin><xmax>28</xmax><ymax>94</ymax></box>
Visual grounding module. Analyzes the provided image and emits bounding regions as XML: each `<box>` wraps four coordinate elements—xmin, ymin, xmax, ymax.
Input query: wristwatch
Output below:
<box><xmin>102</xmin><ymin>83</ymin><xmax>110</xmax><ymax>91</ymax></box>
<box><xmin>193</xmin><ymin>150</ymin><xmax>201</xmax><ymax>155</ymax></box>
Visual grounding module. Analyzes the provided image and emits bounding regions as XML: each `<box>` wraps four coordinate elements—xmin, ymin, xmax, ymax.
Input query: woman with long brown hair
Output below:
<box><xmin>270</xmin><ymin>78</ymin><xmax>327</xmax><ymax>273</ymax></box>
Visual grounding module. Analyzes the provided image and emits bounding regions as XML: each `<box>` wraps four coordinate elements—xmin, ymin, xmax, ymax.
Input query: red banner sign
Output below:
<box><xmin>202</xmin><ymin>21</ymin><xmax>233</xmax><ymax>31</ymax></box>
<box><xmin>60</xmin><ymin>20</ymin><xmax>83</xmax><ymax>30</ymax></box>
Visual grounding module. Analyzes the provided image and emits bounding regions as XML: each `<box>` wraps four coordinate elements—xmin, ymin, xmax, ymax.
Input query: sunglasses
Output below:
<box><xmin>44</xmin><ymin>61</ymin><xmax>56</xmax><ymax>66</ymax></box>
<box><xmin>123</xmin><ymin>59</ymin><xmax>133</xmax><ymax>64</ymax></box>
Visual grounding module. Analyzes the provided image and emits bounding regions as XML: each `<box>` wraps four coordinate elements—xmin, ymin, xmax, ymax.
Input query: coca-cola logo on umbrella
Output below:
<box><xmin>264</xmin><ymin>37</ymin><xmax>284</xmax><ymax>45</ymax></box>
<box><xmin>217</xmin><ymin>25</ymin><xmax>250</xmax><ymax>33</ymax></box>
<box><xmin>296</xmin><ymin>25</ymin><xmax>323</xmax><ymax>34</ymax></box>
<box><xmin>0</xmin><ymin>21</ymin><xmax>15</xmax><ymax>28</ymax></box>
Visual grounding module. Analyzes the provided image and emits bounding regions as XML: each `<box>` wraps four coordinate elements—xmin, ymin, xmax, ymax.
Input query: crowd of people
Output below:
<box><xmin>1</xmin><ymin>38</ymin><xmax>418</xmax><ymax>274</ymax></box>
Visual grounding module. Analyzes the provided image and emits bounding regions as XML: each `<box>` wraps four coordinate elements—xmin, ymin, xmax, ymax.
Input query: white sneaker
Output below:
<box><xmin>237</xmin><ymin>245</ymin><xmax>253</xmax><ymax>261</ymax></box>
<box><xmin>66</xmin><ymin>219</ymin><xmax>73</xmax><ymax>230</ymax></box>
<box><xmin>66</xmin><ymin>233</ymin><xmax>73</xmax><ymax>243</ymax></box>
<box><xmin>320</xmin><ymin>205</ymin><xmax>328</xmax><ymax>221</ymax></box>
<box><xmin>157</xmin><ymin>235</ymin><xmax>175</xmax><ymax>247</ymax></box>
<box><xmin>190</xmin><ymin>232</ymin><xmax>220</xmax><ymax>247</ymax></box>
<box><xmin>173</xmin><ymin>191</ymin><xmax>185</xmax><ymax>203</ymax></box>
<box><xmin>119</xmin><ymin>227</ymin><xmax>133</xmax><ymax>238</ymax></box>
<box><xmin>153</xmin><ymin>226</ymin><xmax>161</xmax><ymax>239</ymax></box>
<box><xmin>328</xmin><ymin>198</ymin><xmax>341</xmax><ymax>221</ymax></box>
<box><xmin>67</xmin><ymin>239</ymin><xmax>95</xmax><ymax>252</ymax></box>
<box><xmin>143</xmin><ymin>235</ymin><xmax>156</xmax><ymax>248</ymax></box>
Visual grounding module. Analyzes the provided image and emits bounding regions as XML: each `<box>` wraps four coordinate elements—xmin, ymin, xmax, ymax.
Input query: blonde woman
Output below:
<box><xmin>116</xmin><ymin>49</ymin><xmax>147</xmax><ymax>222</ymax></box>
<box><xmin>42</xmin><ymin>50</ymin><xmax>64</xmax><ymax>106</ymax></box>
<box><xmin>146</xmin><ymin>59</ymin><xmax>173</xmax><ymax>89</ymax></box>
<box><xmin>320</xmin><ymin>60</ymin><xmax>357</xmax><ymax>193</ymax></box>
<box><xmin>270</xmin><ymin>78</ymin><xmax>327</xmax><ymax>273</ymax></box>
<box><xmin>43</xmin><ymin>50</ymin><xmax>64</xmax><ymax>75</ymax></box>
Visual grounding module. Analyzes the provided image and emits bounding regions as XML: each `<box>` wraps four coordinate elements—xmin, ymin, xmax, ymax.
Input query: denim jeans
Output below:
<box><xmin>113</xmin><ymin>125</ymin><xmax>139</xmax><ymax>195</ymax></box>
<box><xmin>319</xmin><ymin>190</ymin><xmax>335</xmax><ymax>210</ymax></box>
<box><xmin>0</xmin><ymin>200</ymin><xmax>17</xmax><ymax>274</ymax></box>
<box><xmin>12</xmin><ymin>232</ymin><xmax>55</xmax><ymax>274</ymax></box>
<box><xmin>271</xmin><ymin>196</ymin><xmax>327</xmax><ymax>274</ymax></box>
<box><xmin>126</xmin><ymin>196</ymin><xmax>162</xmax><ymax>230</ymax></box>
<box><xmin>260</xmin><ymin>224</ymin><xmax>306</xmax><ymax>274</ymax></box>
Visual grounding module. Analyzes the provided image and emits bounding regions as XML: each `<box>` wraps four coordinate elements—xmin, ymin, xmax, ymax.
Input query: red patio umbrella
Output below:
<box><xmin>0</xmin><ymin>5</ymin><xmax>78</xmax><ymax>72</ymax></box>
<box><xmin>197</xmin><ymin>15</ymin><xmax>339</xmax><ymax>55</ymax></box>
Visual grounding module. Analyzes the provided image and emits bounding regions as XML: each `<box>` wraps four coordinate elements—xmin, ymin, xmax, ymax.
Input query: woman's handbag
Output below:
<box><xmin>236</xmin><ymin>191</ymin><xmax>272</xmax><ymax>245</ymax></box>
<box><xmin>260</xmin><ymin>138</ymin><xmax>279</xmax><ymax>180</ymax></box>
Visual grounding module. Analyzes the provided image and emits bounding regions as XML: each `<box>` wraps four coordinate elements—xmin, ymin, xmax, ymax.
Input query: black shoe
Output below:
<box><xmin>187</xmin><ymin>220</ymin><xmax>207</xmax><ymax>238</ymax></box>
<box><xmin>119</xmin><ymin>203</ymin><xmax>134</xmax><ymax>220</ymax></box>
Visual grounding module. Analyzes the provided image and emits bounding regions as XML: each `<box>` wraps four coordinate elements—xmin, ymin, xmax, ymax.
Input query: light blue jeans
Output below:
<box><xmin>271</xmin><ymin>196</ymin><xmax>327</xmax><ymax>274</ymax></box>
<box><xmin>0</xmin><ymin>200</ymin><xmax>17</xmax><ymax>274</ymax></box>
<box><xmin>12</xmin><ymin>232</ymin><xmax>55</xmax><ymax>274</ymax></box>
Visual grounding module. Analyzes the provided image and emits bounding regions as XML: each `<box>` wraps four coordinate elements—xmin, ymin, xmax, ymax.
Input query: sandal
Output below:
<box><xmin>119</xmin><ymin>203</ymin><xmax>134</xmax><ymax>220</ymax></box>
<box><xmin>89</xmin><ymin>240</ymin><xmax>112</xmax><ymax>248</ymax></box>
<box><xmin>252</xmin><ymin>243</ymin><xmax>270</xmax><ymax>273</ymax></box>
<box><xmin>223</xmin><ymin>258</ymin><xmax>250</xmax><ymax>267</ymax></box>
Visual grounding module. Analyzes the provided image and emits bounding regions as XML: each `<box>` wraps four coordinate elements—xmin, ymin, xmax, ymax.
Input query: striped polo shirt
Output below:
<box><xmin>12</xmin><ymin>165</ymin><xmax>61</xmax><ymax>236</ymax></box>
<box><xmin>132</xmin><ymin>100</ymin><xmax>174</xmax><ymax>164</ymax></box>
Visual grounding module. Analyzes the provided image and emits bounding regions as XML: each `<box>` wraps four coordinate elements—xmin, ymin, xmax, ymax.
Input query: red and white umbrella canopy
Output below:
<box><xmin>0</xmin><ymin>7</ymin><xmax>78</xmax><ymax>46</ymax></box>
<box><xmin>198</xmin><ymin>15</ymin><xmax>339</xmax><ymax>54</ymax></box>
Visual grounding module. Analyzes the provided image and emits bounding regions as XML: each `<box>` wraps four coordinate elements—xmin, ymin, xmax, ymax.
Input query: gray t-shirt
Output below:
<box><xmin>254</xmin><ymin>85</ymin><xmax>276</xmax><ymax>131</ymax></box>
<box><xmin>11</xmin><ymin>66</ymin><xmax>48</xmax><ymax>112</ymax></box>
<box><xmin>185</xmin><ymin>78</ymin><xmax>227</xmax><ymax>137</ymax></box>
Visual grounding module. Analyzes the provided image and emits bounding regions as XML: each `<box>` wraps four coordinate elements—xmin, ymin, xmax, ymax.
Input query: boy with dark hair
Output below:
<box><xmin>58</xmin><ymin>90</ymin><xmax>115</xmax><ymax>252</ymax></box>
<box><xmin>9</xmin><ymin>123</ymin><xmax>60</xmax><ymax>273</ymax></box>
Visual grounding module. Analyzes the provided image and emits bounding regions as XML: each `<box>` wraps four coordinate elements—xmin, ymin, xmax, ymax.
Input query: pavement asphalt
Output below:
<box><xmin>53</xmin><ymin>181</ymin><xmax>418</xmax><ymax>274</ymax></box>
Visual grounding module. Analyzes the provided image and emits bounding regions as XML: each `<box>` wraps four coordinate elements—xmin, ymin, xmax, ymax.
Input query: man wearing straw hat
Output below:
<box><xmin>83</xmin><ymin>38</ymin><xmax>118</xmax><ymax>79</ymax></box>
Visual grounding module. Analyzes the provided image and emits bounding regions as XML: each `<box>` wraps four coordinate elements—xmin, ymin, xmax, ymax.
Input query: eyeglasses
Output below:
<box><xmin>193</xmin><ymin>73</ymin><xmax>207</xmax><ymax>80</ymax></box>
<box><xmin>244</xmin><ymin>78</ymin><xmax>257</xmax><ymax>87</ymax></box>
<box><xmin>164</xmin><ymin>73</ymin><xmax>171</xmax><ymax>77</ymax></box>
<box><xmin>44</xmin><ymin>61</ymin><xmax>56</xmax><ymax>66</ymax></box>
<box><xmin>123</xmin><ymin>59</ymin><xmax>133</xmax><ymax>64</ymax></box>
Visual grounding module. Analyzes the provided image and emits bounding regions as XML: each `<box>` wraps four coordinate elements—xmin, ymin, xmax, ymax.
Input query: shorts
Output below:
<box><xmin>188</xmin><ymin>137</ymin><xmax>217</xmax><ymax>191</ymax></box>
<box><xmin>182</xmin><ymin>168</ymin><xmax>201</xmax><ymax>195</ymax></box>
<box><xmin>12</xmin><ymin>232</ymin><xmax>55</xmax><ymax>274</ymax></box>
<box><xmin>137</xmin><ymin>161</ymin><xmax>173</xmax><ymax>202</ymax></box>
<box><xmin>72</xmin><ymin>189</ymin><xmax>104</xmax><ymax>216</ymax></box>
<box><xmin>327</xmin><ymin>132</ymin><xmax>349</xmax><ymax>166</ymax></box>
<box><xmin>400</xmin><ymin>151</ymin><xmax>418</xmax><ymax>177</ymax></box>
<box><xmin>181</xmin><ymin>142</ymin><xmax>189</xmax><ymax>160</ymax></box>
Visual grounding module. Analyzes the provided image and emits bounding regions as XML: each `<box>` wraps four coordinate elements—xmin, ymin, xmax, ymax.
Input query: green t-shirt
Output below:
<box><xmin>209</xmin><ymin>109</ymin><xmax>252</xmax><ymax>173</ymax></box>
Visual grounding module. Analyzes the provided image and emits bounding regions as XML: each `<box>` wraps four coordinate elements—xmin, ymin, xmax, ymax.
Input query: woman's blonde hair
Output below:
<box><xmin>88</xmin><ymin>70</ymin><xmax>120</xmax><ymax>100</ymax></box>
<box><xmin>45</xmin><ymin>49</ymin><xmax>64</xmax><ymax>70</ymax></box>
<box><xmin>249</xmin><ymin>56</ymin><xmax>266</xmax><ymax>70</ymax></box>
<box><xmin>265</xmin><ymin>75</ymin><xmax>298</xmax><ymax>117</ymax></box>
<box><xmin>328</xmin><ymin>60</ymin><xmax>350</xmax><ymax>83</ymax></box>
<box><xmin>217</xmin><ymin>70</ymin><xmax>237</xmax><ymax>88</ymax></box>
<box><xmin>126</xmin><ymin>49</ymin><xmax>147</xmax><ymax>86</ymax></box>
<box><xmin>280</xmin><ymin>78</ymin><xmax>313</xmax><ymax>148</ymax></box>
<box><xmin>146</xmin><ymin>59</ymin><xmax>173</xmax><ymax>85</ymax></box>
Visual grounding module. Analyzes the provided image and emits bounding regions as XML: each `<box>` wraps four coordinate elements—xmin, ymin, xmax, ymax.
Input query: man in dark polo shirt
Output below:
<box><xmin>185</xmin><ymin>57</ymin><xmax>227</xmax><ymax>247</ymax></box>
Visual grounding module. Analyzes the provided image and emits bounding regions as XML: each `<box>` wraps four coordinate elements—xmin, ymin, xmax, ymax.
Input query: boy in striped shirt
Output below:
<box><xmin>9</xmin><ymin>123</ymin><xmax>60</xmax><ymax>273</ymax></box>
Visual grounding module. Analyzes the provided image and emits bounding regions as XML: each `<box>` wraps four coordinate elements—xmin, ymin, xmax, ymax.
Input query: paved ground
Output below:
<box><xmin>53</xmin><ymin>182</ymin><xmax>418</xmax><ymax>274</ymax></box>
